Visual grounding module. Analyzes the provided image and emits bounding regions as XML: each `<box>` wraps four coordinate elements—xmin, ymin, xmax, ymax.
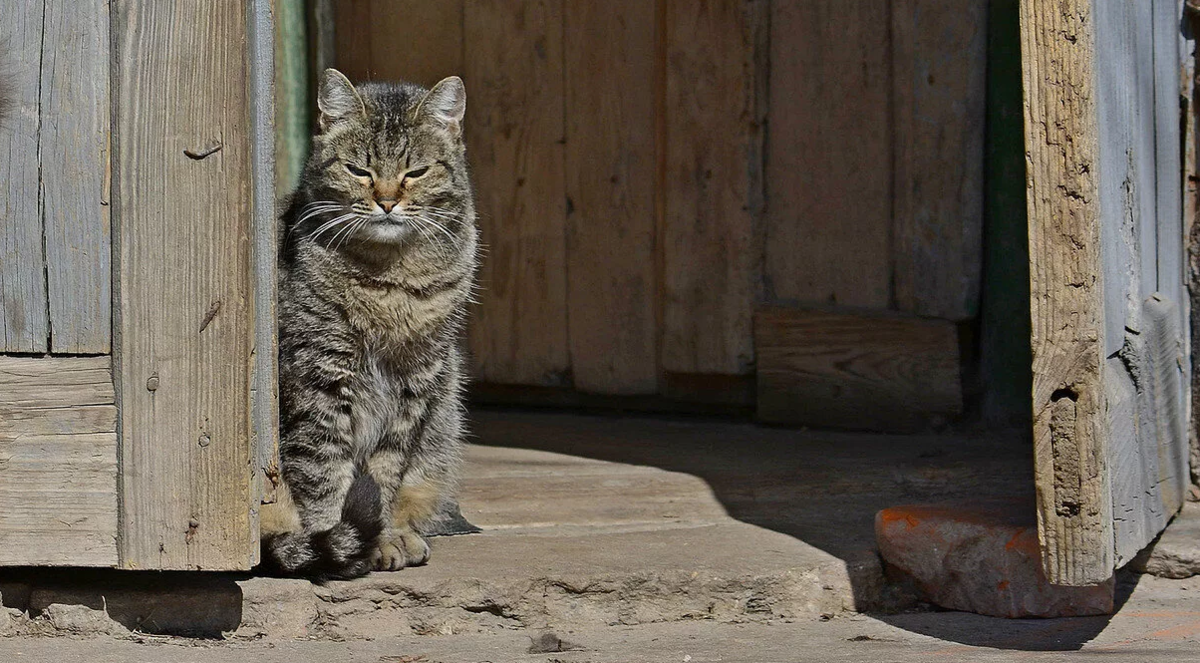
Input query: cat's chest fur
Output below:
<box><xmin>345</xmin><ymin>355</ymin><xmax>397</xmax><ymax>453</ymax></box>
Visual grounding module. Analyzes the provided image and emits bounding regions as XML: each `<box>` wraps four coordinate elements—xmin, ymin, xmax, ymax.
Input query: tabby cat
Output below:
<box><xmin>263</xmin><ymin>69</ymin><xmax>479</xmax><ymax>579</ymax></box>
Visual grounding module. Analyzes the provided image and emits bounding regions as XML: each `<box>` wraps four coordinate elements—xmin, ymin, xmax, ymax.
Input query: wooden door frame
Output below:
<box><xmin>1021</xmin><ymin>0</ymin><xmax>1194</xmax><ymax>586</ymax></box>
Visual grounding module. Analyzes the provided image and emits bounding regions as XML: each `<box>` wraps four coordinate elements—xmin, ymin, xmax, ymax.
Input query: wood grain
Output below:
<box><xmin>333</xmin><ymin>0</ymin><xmax>464</xmax><ymax>86</ymax></box>
<box><xmin>112</xmin><ymin>0</ymin><xmax>256</xmax><ymax>571</ymax></box>
<box><xmin>754</xmin><ymin>307</ymin><xmax>962</xmax><ymax>433</ymax></box>
<box><xmin>40</xmin><ymin>0</ymin><xmax>112</xmax><ymax>353</ymax></box>
<box><xmin>1020</xmin><ymin>0</ymin><xmax>1113</xmax><ymax>586</ymax></box>
<box><xmin>662</xmin><ymin>0</ymin><xmax>766</xmax><ymax>376</ymax></box>
<box><xmin>465</xmin><ymin>0</ymin><xmax>569</xmax><ymax>386</ymax></box>
<box><xmin>891</xmin><ymin>0</ymin><xmax>988</xmax><ymax>321</ymax></box>
<box><xmin>0</xmin><ymin>0</ymin><xmax>49</xmax><ymax>352</ymax></box>
<box><xmin>250</xmin><ymin>0</ymin><xmax>278</xmax><ymax>561</ymax></box>
<box><xmin>564</xmin><ymin>0</ymin><xmax>659</xmax><ymax>394</ymax></box>
<box><xmin>765</xmin><ymin>0</ymin><xmax>891</xmax><ymax>309</ymax></box>
<box><xmin>0</xmin><ymin>356</ymin><xmax>117</xmax><ymax>567</ymax></box>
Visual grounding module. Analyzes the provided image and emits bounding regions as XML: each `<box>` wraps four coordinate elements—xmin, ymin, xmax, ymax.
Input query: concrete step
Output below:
<box><xmin>0</xmin><ymin>410</ymin><xmax>1028</xmax><ymax>639</ymax></box>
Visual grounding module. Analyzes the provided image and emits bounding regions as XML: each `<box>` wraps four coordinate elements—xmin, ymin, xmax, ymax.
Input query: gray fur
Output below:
<box><xmin>267</xmin><ymin>69</ymin><xmax>478</xmax><ymax>579</ymax></box>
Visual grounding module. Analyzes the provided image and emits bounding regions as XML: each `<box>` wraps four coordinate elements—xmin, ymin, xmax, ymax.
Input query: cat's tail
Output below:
<box><xmin>260</xmin><ymin>468</ymin><xmax>384</xmax><ymax>580</ymax></box>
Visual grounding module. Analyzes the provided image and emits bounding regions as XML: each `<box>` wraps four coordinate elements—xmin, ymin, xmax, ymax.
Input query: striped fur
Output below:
<box><xmin>266</xmin><ymin>70</ymin><xmax>478</xmax><ymax>579</ymax></box>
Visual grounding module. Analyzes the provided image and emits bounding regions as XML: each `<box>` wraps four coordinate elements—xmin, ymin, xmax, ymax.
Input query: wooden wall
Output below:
<box><xmin>333</xmin><ymin>0</ymin><xmax>988</xmax><ymax>418</ymax></box>
<box><xmin>0</xmin><ymin>0</ymin><xmax>275</xmax><ymax>570</ymax></box>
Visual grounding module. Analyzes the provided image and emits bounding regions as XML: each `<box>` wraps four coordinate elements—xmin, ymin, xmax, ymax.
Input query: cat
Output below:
<box><xmin>262</xmin><ymin>69</ymin><xmax>479</xmax><ymax>580</ymax></box>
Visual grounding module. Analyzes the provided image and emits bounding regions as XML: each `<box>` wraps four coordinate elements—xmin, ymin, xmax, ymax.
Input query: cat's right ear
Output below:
<box><xmin>318</xmin><ymin>69</ymin><xmax>365</xmax><ymax>131</ymax></box>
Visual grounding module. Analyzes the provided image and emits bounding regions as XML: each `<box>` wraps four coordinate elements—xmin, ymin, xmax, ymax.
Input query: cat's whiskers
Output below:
<box><xmin>308</xmin><ymin>213</ymin><xmax>359</xmax><ymax>245</ymax></box>
<box><xmin>289</xmin><ymin>201</ymin><xmax>349</xmax><ymax>237</ymax></box>
<box><xmin>328</xmin><ymin>214</ymin><xmax>369</xmax><ymax>250</ymax></box>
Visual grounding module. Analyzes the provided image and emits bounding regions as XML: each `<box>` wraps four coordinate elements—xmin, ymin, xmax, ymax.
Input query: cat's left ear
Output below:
<box><xmin>318</xmin><ymin>68</ymin><xmax>365</xmax><ymax>131</ymax></box>
<box><xmin>418</xmin><ymin>76</ymin><xmax>466</xmax><ymax>138</ymax></box>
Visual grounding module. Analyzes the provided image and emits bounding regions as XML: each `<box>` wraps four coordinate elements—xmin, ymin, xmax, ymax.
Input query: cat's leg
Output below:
<box><xmin>369</xmin><ymin>396</ymin><xmax>463</xmax><ymax>571</ymax></box>
<box><xmin>280</xmin><ymin>380</ymin><xmax>359</xmax><ymax>533</ymax></box>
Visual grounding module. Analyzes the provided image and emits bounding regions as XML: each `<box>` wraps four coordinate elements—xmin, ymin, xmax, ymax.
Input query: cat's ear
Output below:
<box><xmin>318</xmin><ymin>69</ymin><xmax>365</xmax><ymax>130</ymax></box>
<box><xmin>417</xmin><ymin>76</ymin><xmax>466</xmax><ymax>137</ymax></box>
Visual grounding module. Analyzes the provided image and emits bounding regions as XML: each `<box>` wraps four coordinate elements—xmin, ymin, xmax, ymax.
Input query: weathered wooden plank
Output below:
<box><xmin>464</xmin><ymin>0</ymin><xmax>569</xmax><ymax>387</ymax></box>
<box><xmin>0</xmin><ymin>0</ymin><xmax>48</xmax><ymax>352</ymax></box>
<box><xmin>1094</xmin><ymin>0</ymin><xmax>1160</xmax><ymax>569</ymax></box>
<box><xmin>765</xmin><ymin>0</ymin><xmax>891</xmax><ymax>309</ymax></box>
<box><xmin>564</xmin><ymin>0</ymin><xmax>658</xmax><ymax>394</ymax></box>
<box><xmin>661</xmin><ymin>0</ymin><xmax>766</xmax><ymax>376</ymax></box>
<box><xmin>0</xmin><ymin>356</ymin><xmax>117</xmax><ymax>567</ymax></box>
<box><xmin>0</xmin><ymin>355</ymin><xmax>114</xmax><ymax>408</ymax></box>
<box><xmin>40</xmin><ymin>0</ymin><xmax>112</xmax><ymax>353</ymax></box>
<box><xmin>891</xmin><ymin>0</ymin><xmax>988</xmax><ymax>321</ymax></box>
<box><xmin>754</xmin><ymin>307</ymin><xmax>962</xmax><ymax>433</ymax></box>
<box><xmin>1020</xmin><ymin>0</ymin><xmax>1113</xmax><ymax>586</ymax></box>
<box><xmin>1153</xmin><ymin>0</ymin><xmax>1184</xmax><ymax>303</ymax></box>
<box><xmin>250</xmin><ymin>0</ymin><xmax>277</xmax><ymax>564</ymax></box>
<box><xmin>333</xmin><ymin>0</ymin><xmax>463</xmax><ymax>87</ymax></box>
<box><xmin>1093</xmin><ymin>0</ymin><xmax>1191</xmax><ymax>571</ymax></box>
<box><xmin>1096</xmin><ymin>1</ymin><xmax>1158</xmax><ymax>356</ymax></box>
<box><xmin>113</xmin><ymin>0</ymin><xmax>256</xmax><ymax>570</ymax></box>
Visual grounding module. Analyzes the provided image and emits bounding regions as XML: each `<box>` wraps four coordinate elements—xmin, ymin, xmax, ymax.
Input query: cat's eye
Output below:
<box><xmin>405</xmin><ymin>166</ymin><xmax>430</xmax><ymax>179</ymax></box>
<box><xmin>345</xmin><ymin>163</ymin><xmax>372</xmax><ymax>179</ymax></box>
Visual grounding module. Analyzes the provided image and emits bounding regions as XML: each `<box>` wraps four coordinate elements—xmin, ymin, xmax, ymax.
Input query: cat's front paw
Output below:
<box><xmin>371</xmin><ymin>528</ymin><xmax>431</xmax><ymax>571</ymax></box>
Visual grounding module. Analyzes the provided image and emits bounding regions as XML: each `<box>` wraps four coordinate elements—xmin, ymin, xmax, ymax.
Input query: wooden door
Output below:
<box><xmin>0</xmin><ymin>0</ymin><xmax>275</xmax><ymax>570</ymax></box>
<box><xmin>1021</xmin><ymin>0</ymin><xmax>1191</xmax><ymax>585</ymax></box>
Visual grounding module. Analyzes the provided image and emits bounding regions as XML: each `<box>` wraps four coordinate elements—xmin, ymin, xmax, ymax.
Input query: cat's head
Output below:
<box><xmin>295</xmin><ymin>69</ymin><xmax>472</xmax><ymax>253</ymax></box>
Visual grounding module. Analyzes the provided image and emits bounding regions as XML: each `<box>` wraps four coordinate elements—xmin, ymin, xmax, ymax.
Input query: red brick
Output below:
<box><xmin>875</xmin><ymin>501</ymin><xmax>1114</xmax><ymax>618</ymax></box>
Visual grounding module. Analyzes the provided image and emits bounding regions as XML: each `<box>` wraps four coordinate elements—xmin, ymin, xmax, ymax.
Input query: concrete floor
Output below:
<box><xmin>1</xmin><ymin>575</ymin><xmax>1198</xmax><ymax>662</ymax></box>
<box><xmin>1</xmin><ymin>409</ymin><xmax>1194</xmax><ymax>661</ymax></box>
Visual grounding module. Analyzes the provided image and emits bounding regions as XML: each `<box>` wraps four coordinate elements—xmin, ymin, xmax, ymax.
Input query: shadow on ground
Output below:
<box><xmin>470</xmin><ymin>407</ymin><xmax>1128</xmax><ymax>652</ymax></box>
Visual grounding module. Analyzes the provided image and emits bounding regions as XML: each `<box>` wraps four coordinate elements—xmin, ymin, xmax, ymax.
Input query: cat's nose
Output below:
<box><xmin>379</xmin><ymin>200</ymin><xmax>397</xmax><ymax>214</ymax></box>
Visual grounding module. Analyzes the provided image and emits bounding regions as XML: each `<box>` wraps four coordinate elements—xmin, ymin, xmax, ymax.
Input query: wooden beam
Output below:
<box><xmin>0</xmin><ymin>356</ymin><xmax>117</xmax><ymax>567</ymax></box>
<box><xmin>564</xmin><ymin>0</ymin><xmax>659</xmax><ymax>394</ymax></box>
<box><xmin>662</xmin><ymin>0</ymin><xmax>766</xmax><ymax>376</ymax></box>
<box><xmin>464</xmin><ymin>0</ymin><xmax>569</xmax><ymax>387</ymax></box>
<box><xmin>891</xmin><ymin>0</ymin><xmax>988</xmax><ymax>321</ymax></box>
<box><xmin>1019</xmin><ymin>0</ymin><xmax>1113</xmax><ymax>586</ymax></box>
<box><xmin>754</xmin><ymin>307</ymin><xmax>962</xmax><ymax>433</ymax></box>
<box><xmin>112</xmin><ymin>0</ymin><xmax>256</xmax><ymax>570</ymax></box>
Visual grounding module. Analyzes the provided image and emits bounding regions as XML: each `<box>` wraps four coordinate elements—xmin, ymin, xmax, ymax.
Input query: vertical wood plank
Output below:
<box><xmin>1093</xmin><ymin>3</ymin><xmax>1157</xmax><ymax>564</ymax></box>
<box><xmin>564</xmin><ymin>1</ymin><xmax>659</xmax><ymax>394</ymax></box>
<box><xmin>891</xmin><ymin>0</ymin><xmax>988</xmax><ymax>321</ymax></box>
<box><xmin>113</xmin><ymin>0</ymin><xmax>255</xmax><ymax>570</ymax></box>
<box><xmin>1020</xmin><ymin>0</ymin><xmax>1113</xmax><ymax>586</ymax></box>
<box><xmin>250</xmin><ymin>0</ymin><xmax>278</xmax><ymax>563</ymax></box>
<box><xmin>1094</xmin><ymin>0</ymin><xmax>1190</xmax><ymax>568</ymax></box>
<box><xmin>765</xmin><ymin>0</ymin><xmax>891</xmax><ymax>309</ymax></box>
<box><xmin>333</xmin><ymin>0</ymin><xmax>464</xmax><ymax>87</ymax></box>
<box><xmin>464</xmin><ymin>0</ymin><xmax>569</xmax><ymax>386</ymax></box>
<box><xmin>41</xmin><ymin>0</ymin><xmax>111</xmax><ymax>353</ymax></box>
<box><xmin>1149</xmin><ymin>0</ymin><xmax>1189</xmax><ymax>527</ymax></box>
<box><xmin>661</xmin><ymin>0</ymin><xmax>766</xmax><ymax>376</ymax></box>
<box><xmin>1154</xmin><ymin>0</ymin><xmax>1184</xmax><ymax>302</ymax></box>
<box><xmin>0</xmin><ymin>1</ymin><xmax>48</xmax><ymax>353</ymax></box>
